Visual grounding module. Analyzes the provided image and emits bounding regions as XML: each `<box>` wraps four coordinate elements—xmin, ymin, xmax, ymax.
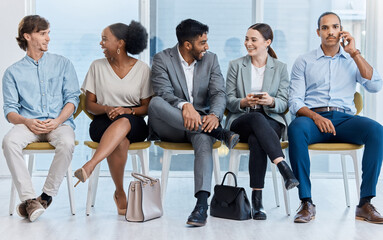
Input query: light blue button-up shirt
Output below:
<box><xmin>2</xmin><ymin>52</ymin><xmax>80</xmax><ymax>129</ymax></box>
<box><xmin>289</xmin><ymin>46</ymin><xmax>382</xmax><ymax>116</ymax></box>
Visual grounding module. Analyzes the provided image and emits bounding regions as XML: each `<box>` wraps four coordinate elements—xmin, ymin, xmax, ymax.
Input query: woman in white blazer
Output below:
<box><xmin>225</xmin><ymin>23</ymin><xmax>298</xmax><ymax>220</ymax></box>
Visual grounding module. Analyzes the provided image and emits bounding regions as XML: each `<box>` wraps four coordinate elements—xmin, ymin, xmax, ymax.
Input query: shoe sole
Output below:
<box><xmin>294</xmin><ymin>216</ymin><xmax>315</xmax><ymax>223</ymax></box>
<box><xmin>228</xmin><ymin>134</ymin><xmax>240</xmax><ymax>149</ymax></box>
<box><xmin>286</xmin><ymin>181</ymin><xmax>300</xmax><ymax>190</ymax></box>
<box><xmin>186</xmin><ymin>220</ymin><xmax>206</xmax><ymax>227</ymax></box>
<box><xmin>29</xmin><ymin>208</ymin><xmax>45</xmax><ymax>222</ymax></box>
<box><xmin>253</xmin><ymin>216</ymin><xmax>267</xmax><ymax>220</ymax></box>
<box><xmin>355</xmin><ymin>216</ymin><xmax>383</xmax><ymax>224</ymax></box>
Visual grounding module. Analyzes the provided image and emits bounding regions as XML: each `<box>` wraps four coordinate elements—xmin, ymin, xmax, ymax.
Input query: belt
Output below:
<box><xmin>310</xmin><ymin>106</ymin><xmax>345</xmax><ymax>113</ymax></box>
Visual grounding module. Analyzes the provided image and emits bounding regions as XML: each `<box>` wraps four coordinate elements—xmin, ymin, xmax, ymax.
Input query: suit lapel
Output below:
<box><xmin>241</xmin><ymin>55</ymin><xmax>252</xmax><ymax>95</ymax></box>
<box><xmin>192</xmin><ymin>61</ymin><xmax>201</xmax><ymax>101</ymax></box>
<box><xmin>170</xmin><ymin>46</ymin><xmax>190</xmax><ymax>102</ymax></box>
<box><xmin>261</xmin><ymin>55</ymin><xmax>275</xmax><ymax>93</ymax></box>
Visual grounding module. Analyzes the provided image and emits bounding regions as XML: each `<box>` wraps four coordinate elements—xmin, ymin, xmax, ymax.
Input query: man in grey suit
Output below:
<box><xmin>148</xmin><ymin>19</ymin><xmax>239</xmax><ymax>227</ymax></box>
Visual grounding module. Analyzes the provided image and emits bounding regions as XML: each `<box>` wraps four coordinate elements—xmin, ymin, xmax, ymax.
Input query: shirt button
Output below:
<box><xmin>43</xmin><ymin>105</ymin><xmax>46</xmax><ymax>108</ymax></box>
<box><xmin>40</xmin><ymin>81</ymin><xmax>43</xmax><ymax>83</ymax></box>
<box><xmin>42</xmin><ymin>94</ymin><xmax>45</xmax><ymax>96</ymax></box>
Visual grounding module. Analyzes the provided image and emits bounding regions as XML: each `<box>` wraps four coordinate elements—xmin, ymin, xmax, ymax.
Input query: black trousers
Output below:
<box><xmin>230</xmin><ymin>110</ymin><xmax>284</xmax><ymax>188</ymax></box>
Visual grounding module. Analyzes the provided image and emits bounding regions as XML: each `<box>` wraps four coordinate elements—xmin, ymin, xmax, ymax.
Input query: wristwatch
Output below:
<box><xmin>130</xmin><ymin>107</ymin><xmax>135</xmax><ymax>115</ymax></box>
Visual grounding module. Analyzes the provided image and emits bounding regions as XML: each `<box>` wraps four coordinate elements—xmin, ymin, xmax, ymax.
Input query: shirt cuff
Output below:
<box><xmin>289</xmin><ymin>101</ymin><xmax>306</xmax><ymax>116</ymax></box>
<box><xmin>177</xmin><ymin>101</ymin><xmax>189</xmax><ymax>110</ymax></box>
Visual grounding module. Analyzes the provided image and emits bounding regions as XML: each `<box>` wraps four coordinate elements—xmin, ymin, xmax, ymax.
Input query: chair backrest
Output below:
<box><xmin>354</xmin><ymin>92</ymin><xmax>363</xmax><ymax>115</ymax></box>
<box><xmin>73</xmin><ymin>95</ymin><xmax>82</xmax><ymax>119</ymax></box>
<box><xmin>80</xmin><ymin>93</ymin><xmax>95</xmax><ymax>120</ymax></box>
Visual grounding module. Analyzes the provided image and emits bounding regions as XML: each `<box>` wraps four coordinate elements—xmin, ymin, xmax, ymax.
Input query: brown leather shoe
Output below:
<box><xmin>356</xmin><ymin>202</ymin><xmax>383</xmax><ymax>224</ymax></box>
<box><xmin>294</xmin><ymin>201</ymin><xmax>316</xmax><ymax>223</ymax></box>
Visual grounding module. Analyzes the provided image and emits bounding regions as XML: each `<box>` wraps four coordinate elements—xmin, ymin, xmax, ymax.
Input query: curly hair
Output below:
<box><xmin>108</xmin><ymin>21</ymin><xmax>148</xmax><ymax>55</ymax></box>
<box><xmin>16</xmin><ymin>15</ymin><xmax>49</xmax><ymax>51</ymax></box>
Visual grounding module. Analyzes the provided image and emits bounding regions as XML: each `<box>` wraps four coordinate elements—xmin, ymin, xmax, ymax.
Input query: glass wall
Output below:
<box><xmin>35</xmin><ymin>0</ymin><xmax>138</xmax><ymax>171</ymax></box>
<box><xmin>35</xmin><ymin>0</ymin><xmax>367</xmax><ymax>174</ymax></box>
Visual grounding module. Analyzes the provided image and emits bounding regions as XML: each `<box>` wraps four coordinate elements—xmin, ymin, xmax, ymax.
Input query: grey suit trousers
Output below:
<box><xmin>149</xmin><ymin>96</ymin><xmax>214</xmax><ymax>195</ymax></box>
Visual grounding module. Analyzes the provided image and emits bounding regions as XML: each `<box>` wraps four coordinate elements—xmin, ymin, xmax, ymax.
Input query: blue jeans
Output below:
<box><xmin>288</xmin><ymin>111</ymin><xmax>383</xmax><ymax>200</ymax></box>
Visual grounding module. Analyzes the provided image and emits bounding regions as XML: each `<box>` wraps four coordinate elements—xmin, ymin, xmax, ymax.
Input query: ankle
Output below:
<box><xmin>195</xmin><ymin>191</ymin><xmax>209</xmax><ymax>207</ymax></box>
<box><xmin>40</xmin><ymin>192</ymin><xmax>52</xmax><ymax>202</ymax></box>
<box><xmin>358</xmin><ymin>196</ymin><xmax>373</xmax><ymax>208</ymax></box>
<box><xmin>301</xmin><ymin>198</ymin><xmax>313</xmax><ymax>204</ymax></box>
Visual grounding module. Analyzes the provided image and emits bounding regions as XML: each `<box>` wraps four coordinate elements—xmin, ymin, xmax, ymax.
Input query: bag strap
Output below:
<box><xmin>131</xmin><ymin>172</ymin><xmax>157</xmax><ymax>183</ymax></box>
<box><xmin>221</xmin><ymin>171</ymin><xmax>237</xmax><ymax>187</ymax></box>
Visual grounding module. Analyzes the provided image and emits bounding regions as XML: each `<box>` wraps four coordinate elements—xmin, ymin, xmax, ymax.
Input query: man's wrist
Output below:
<box><xmin>350</xmin><ymin>49</ymin><xmax>361</xmax><ymax>59</ymax></box>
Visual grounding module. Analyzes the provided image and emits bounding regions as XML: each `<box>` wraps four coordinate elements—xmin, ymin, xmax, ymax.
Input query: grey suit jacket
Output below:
<box><xmin>225</xmin><ymin>54</ymin><xmax>289</xmax><ymax>129</ymax></box>
<box><xmin>151</xmin><ymin>45</ymin><xmax>226</xmax><ymax>119</ymax></box>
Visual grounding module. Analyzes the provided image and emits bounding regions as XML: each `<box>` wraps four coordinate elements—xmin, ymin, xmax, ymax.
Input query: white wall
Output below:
<box><xmin>0</xmin><ymin>0</ymin><xmax>26</xmax><ymax>176</ymax></box>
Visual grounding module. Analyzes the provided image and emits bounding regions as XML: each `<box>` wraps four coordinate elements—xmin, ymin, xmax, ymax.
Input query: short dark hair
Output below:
<box><xmin>317</xmin><ymin>12</ymin><xmax>342</xmax><ymax>29</ymax></box>
<box><xmin>108</xmin><ymin>20</ymin><xmax>148</xmax><ymax>55</ymax></box>
<box><xmin>16</xmin><ymin>15</ymin><xmax>49</xmax><ymax>51</ymax></box>
<box><xmin>176</xmin><ymin>19</ymin><xmax>209</xmax><ymax>45</ymax></box>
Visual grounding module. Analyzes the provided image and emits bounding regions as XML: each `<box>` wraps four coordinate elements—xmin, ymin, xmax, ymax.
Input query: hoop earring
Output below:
<box><xmin>117</xmin><ymin>48</ymin><xmax>120</xmax><ymax>55</ymax></box>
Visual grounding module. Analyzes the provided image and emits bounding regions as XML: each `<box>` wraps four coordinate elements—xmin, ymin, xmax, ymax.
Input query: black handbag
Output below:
<box><xmin>210</xmin><ymin>171</ymin><xmax>252</xmax><ymax>220</ymax></box>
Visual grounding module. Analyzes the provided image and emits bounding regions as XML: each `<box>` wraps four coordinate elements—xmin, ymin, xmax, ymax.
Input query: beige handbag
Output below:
<box><xmin>125</xmin><ymin>172</ymin><xmax>163</xmax><ymax>222</ymax></box>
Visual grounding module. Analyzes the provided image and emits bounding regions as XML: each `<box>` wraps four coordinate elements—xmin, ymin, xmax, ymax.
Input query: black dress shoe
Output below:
<box><xmin>223</xmin><ymin>131</ymin><xmax>240</xmax><ymax>149</ymax></box>
<box><xmin>186</xmin><ymin>204</ymin><xmax>208</xmax><ymax>227</ymax></box>
<box><xmin>252</xmin><ymin>190</ymin><xmax>267</xmax><ymax>220</ymax></box>
<box><xmin>277</xmin><ymin>161</ymin><xmax>299</xmax><ymax>190</ymax></box>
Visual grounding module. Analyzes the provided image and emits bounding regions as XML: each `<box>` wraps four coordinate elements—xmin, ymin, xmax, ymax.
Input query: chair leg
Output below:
<box><xmin>28</xmin><ymin>154</ymin><xmax>34</xmax><ymax>175</ymax></box>
<box><xmin>131</xmin><ymin>154</ymin><xmax>138</xmax><ymax>173</ymax></box>
<box><xmin>66</xmin><ymin>162</ymin><xmax>76</xmax><ymax>215</ymax></box>
<box><xmin>137</xmin><ymin>148</ymin><xmax>149</xmax><ymax>175</ymax></box>
<box><xmin>283</xmin><ymin>150</ymin><xmax>291</xmax><ymax>216</ymax></box>
<box><xmin>9</xmin><ymin>182</ymin><xmax>17</xmax><ymax>215</ymax></box>
<box><xmin>351</xmin><ymin>150</ymin><xmax>361</xmax><ymax>199</ymax></box>
<box><xmin>341</xmin><ymin>154</ymin><xmax>350</xmax><ymax>207</ymax></box>
<box><xmin>161</xmin><ymin>150</ymin><xmax>172</xmax><ymax>203</ymax></box>
<box><xmin>271</xmin><ymin>163</ymin><xmax>280</xmax><ymax>207</ymax></box>
<box><xmin>228</xmin><ymin>151</ymin><xmax>240</xmax><ymax>186</ymax></box>
<box><xmin>213</xmin><ymin>148</ymin><xmax>221</xmax><ymax>185</ymax></box>
<box><xmin>281</xmin><ymin>177</ymin><xmax>291</xmax><ymax>216</ymax></box>
<box><xmin>91</xmin><ymin>163</ymin><xmax>101</xmax><ymax>206</ymax></box>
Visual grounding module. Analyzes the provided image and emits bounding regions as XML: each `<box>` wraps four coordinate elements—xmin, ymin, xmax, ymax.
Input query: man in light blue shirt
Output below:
<box><xmin>2</xmin><ymin>15</ymin><xmax>80</xmax><ymax>222</ymax></box>
<box><xmin>288</xmin><ymin>12</ymin><xmax>383</xmax><ymax>224</ymax></box>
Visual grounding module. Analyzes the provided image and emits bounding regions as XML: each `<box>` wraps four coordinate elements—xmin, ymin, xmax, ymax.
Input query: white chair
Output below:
<box><xmin>80</xmin><ymin>93</ymin><xmax>151</xmax><ymax>215</ymax></box>
<box><xmin>154</xmin><ymin>141</ymin><xmax>222</xmax><ymax>203</ymax></box>
<box><xmin>9</xmin><ymin>102</ymin><xmax>82</xmax><ymax>216</ymax></box>
<box><xmin>227</xmin><ymin>141</ymin><xmax>291</xmax><ymax>215</ymax></box>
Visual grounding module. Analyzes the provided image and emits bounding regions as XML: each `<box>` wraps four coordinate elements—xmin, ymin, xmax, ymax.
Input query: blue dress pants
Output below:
<box><xmin>288</xmin><ymin>111</ymin><xmax>383</xmax><ymax>200</ymax></box>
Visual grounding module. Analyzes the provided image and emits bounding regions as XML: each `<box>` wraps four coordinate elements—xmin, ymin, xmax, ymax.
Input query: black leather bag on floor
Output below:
<box><xmin>210</xmin><ymin>171</ymin><xmax>252</xmax><ymax>220</ymax></box>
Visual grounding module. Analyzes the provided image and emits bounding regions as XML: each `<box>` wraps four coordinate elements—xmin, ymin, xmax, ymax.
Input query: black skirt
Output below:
<box><xmin>89</xmin><ymin>114</ymin><xmax>148</xmax><ymax>143</ymax></box>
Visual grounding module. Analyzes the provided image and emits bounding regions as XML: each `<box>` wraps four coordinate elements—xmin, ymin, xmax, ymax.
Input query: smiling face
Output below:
<box><xmin>24</xmin><ymin>28</ymin><xmax>50</xmax><ymax>52</ymax></box>
<box><xmin>244</xmin><ymin>28</ymin><xmax>270</xmax><ymax>57</ymax></box>
<box><xmin>100</xmin><ymin>27</ymin><xmax>121</xmax><ymax>58</ymax></box>
<box><xmin>189</xmin><ymin>33</ymin><xmax>209</xmax><ymax>61</ymax></box>
<box><xmin>317</xmin><ymin>14</ymin><xmax>342</xmax><ymax>48</ymax></box>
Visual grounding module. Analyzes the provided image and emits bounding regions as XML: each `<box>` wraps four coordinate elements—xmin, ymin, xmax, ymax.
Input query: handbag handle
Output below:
<box><xmin>221</xmin><ymin>171</ymin><xmax>237</xmax><ymax>187</ymax></box>
<box><xmin>131</xmin><ymin>172</ymin><xmax>158</xmax><ymax>183</ymax></box>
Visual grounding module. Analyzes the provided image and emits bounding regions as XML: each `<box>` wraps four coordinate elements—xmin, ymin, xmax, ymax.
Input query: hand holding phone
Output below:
<box><xmin>252</xmin><ymin>93</ymin><xmax>265</xmax><ymax>99</ymax></box>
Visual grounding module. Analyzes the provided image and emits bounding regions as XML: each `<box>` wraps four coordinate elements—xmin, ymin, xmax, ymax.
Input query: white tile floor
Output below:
<box><xmin>0</xmin><ymin>173</ymin><xmax>382</xmax><ymax>240</ymax></box>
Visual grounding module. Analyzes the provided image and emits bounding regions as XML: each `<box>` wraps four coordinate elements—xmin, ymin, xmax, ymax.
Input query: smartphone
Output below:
<box><xmin>252</xmin><ymin>93</ymin><xmax>264</xmax><ymax>99</ymax></box>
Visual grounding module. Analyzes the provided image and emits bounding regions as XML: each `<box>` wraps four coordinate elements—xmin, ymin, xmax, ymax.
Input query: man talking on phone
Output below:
<box><xmin>288</xmin><ymin>12</ymin><xmax>383</xmax><ymax>224</ymax></box>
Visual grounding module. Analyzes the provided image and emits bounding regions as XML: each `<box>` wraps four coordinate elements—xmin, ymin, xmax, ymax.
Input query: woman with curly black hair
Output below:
<box><xmin>74</xmin><ymin>21</ymin><xmax>152</xmax><ymax>215</ymax></box>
